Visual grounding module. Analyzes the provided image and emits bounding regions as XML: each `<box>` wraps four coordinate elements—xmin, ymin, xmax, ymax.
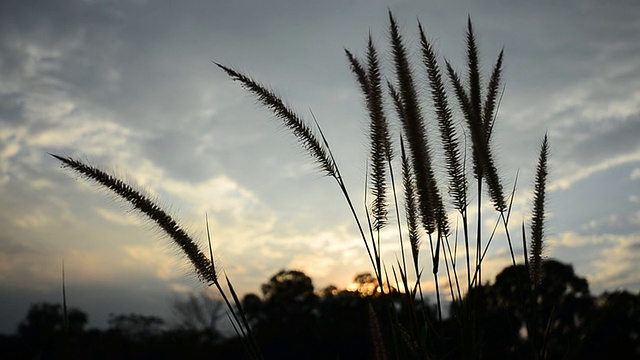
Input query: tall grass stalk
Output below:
<box><xmin>530</xmin><ymin>134</ymin><xmax>549</xmax><ymax>286</ymax></box>
<box><xmin>215</xmin><ymin>62</ymin><xmax>386</xmax><ymax>287</ymax></box>
<box><xmin>50</xmin><ymin>154</ymin><xmax>262</xmax><ymax>359</ymax></box>
<box><xmin>52</xmin><ymin>11</ymin><xmax>552</xmax><ymax>359</ymax></box>
<box><xmin>49</xmin><ymin>154</ymin><xmax>216</xmax><ymax>285</ymax></box>
<box><xmin>217</xmin><ymin>12</ymin><xmax>550</xmax><ymax>358</ymax></box>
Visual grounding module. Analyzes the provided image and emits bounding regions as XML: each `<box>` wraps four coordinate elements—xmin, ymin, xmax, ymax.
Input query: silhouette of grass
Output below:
<box><xmin>216</xmin><ymin>11</ymin><xmax>550</xmax><ymax>358</ymax></box>
<box><xmin>51</xmin><ymin>11</ymin><xmax>552</xmax><ymax>360</ymax></box>
<box><xmin>530</xmin><ymin>134</ymin><xmax>549</xmax><ymax>286</ymax></box>
<box><xmin>49</xmin><ymin>154</ymin><xmax>217</xmax><ymax>286</ymax></box>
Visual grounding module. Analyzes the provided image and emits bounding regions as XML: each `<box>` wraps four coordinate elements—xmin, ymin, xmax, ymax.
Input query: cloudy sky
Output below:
<box><xmin>1</xmin><ymin>0</ymin><xmax>639</xmax><ymax>333</ymax></box>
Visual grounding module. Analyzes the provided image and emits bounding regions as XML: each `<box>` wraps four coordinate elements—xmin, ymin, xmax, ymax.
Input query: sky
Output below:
<box><xmin>1</xmin><ymin>0</ymin><xmax>639</xmax><ymax>334</ymax></box>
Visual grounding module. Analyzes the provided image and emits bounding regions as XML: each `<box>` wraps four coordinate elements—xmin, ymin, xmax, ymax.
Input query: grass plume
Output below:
<box><xmin>400</xmin><ymin>137</ymin><xmax>421</xmax><ymax>272</ymax></box>
<box><xmin>483</xmin><ymin>49</ymin><xmax>504</xmax><ymax>139</ymax></box>
<box><xmin>346</xmin><ymin>36</ymin><xmax>393</xmax><ymax>232</ymax></box>
<box><xmin>388</xmin><ymin>12</ymin><xmax>447</xmax><ymax>236</ymax></box>
<box><xmin>214</xmin><ymin>63</ymin><xmax>336</xmax><ymax>178</ymax></box>
<box><xmin>364</xmin><ymin>36</ymin><xmax>393</xmax><ymax>232</ymax></box>
<box><xmin>448</xmin><ymin>22</ymin><xmax>506</xmax><ymax>213</ymax></box>
<box><xmin>419</xmin><ymin>22</ymin><xmax>467</xmax><ymax>213</ymax></box>
<box><xmin>530</xmin><ymin>134</ymin><xmax>549</xmax><ymax>285</ymax></box>
<box><xmin>48</xmin><ymin>154</ymin><xmax>217</xmax><ymax>285</ymax></box>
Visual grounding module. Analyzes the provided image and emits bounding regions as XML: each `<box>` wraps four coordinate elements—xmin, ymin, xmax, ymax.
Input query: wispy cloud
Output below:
<box><xmin>550</xmin><ymin>231</ymin><xmax>640</xmax><ymax>293</ymax></box>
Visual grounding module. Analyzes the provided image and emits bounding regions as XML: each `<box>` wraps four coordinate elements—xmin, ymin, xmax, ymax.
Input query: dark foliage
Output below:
<box><xmin>3</xmin><ymin>263</ymin><xmax>639</xmax><ymax>359</ymax></box>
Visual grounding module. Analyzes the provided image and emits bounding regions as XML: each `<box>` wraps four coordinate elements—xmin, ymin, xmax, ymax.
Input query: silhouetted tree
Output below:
<box><xmin>8</xmin><ymin>262</ymin><xmax>637</xmax><ymax>359</ymax></box>
<box><xmin>533</xmin><ymin>260</ymin><xmax>594</xmax><ymax>358</ymax></box>
<box><xmin>242</xmin><ymin>269</ymin><xmax>320</xmax><ymax>358</ymax></box>
<box><xmin>315</xmin><ymin>283</ymin><xmax>379</xmax><ymax>359</ymax></box>
<box><xmin>18</xmin><ymin>302</ymin><xmax>87</xmax><ymax>339</ymax></box>
<box><xmin>450</xmin><ymin>259</ymin><xmax>598</xmax><ymax>358</ymax></box>
<box><xmin>107</xmin><ymin>313</ymin><xmax>165</xmax><ymax>342</ymax></box>
<box><xmin>353</xmin><ymin>272</ymin><xmax>378</xmax><ymax>296</ymax></box>
<box><xmin>261</xmin><ymin>269</ymin><xmax>315</xmax><ymax>301</ymax></box>
<box><xmin>170</xmin><ymin>291</ymin><xmax>224</xmax><ymax>342</ymax></box>
<box><xmin>17</xmin><ymin>302</ymin><xmax>87</xmax><ymax>358</ymax></box>
<box><xmin>577</xmin><ymin>290</ymin><xmax>640</xmax><ymax>358</ymax></box>
<box><xmin>257</xmin><ymin>270</ymin><xmax>318</xmax><ymax>330</ymax></box>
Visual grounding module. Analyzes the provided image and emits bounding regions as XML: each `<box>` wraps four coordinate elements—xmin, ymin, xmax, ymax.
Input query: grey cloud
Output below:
<box><xmin>0</xmin><ymin>0</ymin><xmax>125</xmax><ymax>75</ymax></box>
<box><xmin>550</xmin><ymin>161</ymin><xmax>640</xmax><ymax>236</ymax></box>
<box><xmin>564</xmin><ymin>115</ymin><xmax>640</xmax><ymax>165</ymax></box>
<box><xmin>0</xmin><ymin>235</ymin><xmax>38</xmax><ymax>256</ymax></box>
<box><xmin>141</xmin><ymin>130</ymin><xmax>222</xmax><ymax>182</ymax></box>
<box><xmin>0</xmin><ymin>93</ymin><xmax>24</xmax><ymax>124</ymax></box>
<box><xmin>0</xmin><ymin>0</ymin><xmax>360</xmax><ymax>129</ymax></box>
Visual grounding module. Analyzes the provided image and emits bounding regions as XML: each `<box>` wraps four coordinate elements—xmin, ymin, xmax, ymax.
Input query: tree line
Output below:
<box><xmin>1</xmin><ymin>259</ymin><xmax>638</xmax><ymax>359</ymax></box>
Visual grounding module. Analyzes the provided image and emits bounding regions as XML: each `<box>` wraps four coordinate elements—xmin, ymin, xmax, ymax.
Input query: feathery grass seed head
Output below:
<box><xmin>215</xmin><ymin>63</ymin><xmax>337</xmax><ymax>178</ymax></box>
<box><xmin>49</xmin><ymin>154</ymin><xmax>217</xmax><ymax>285</ymax></box>
<box><xmin>530</xmin><ymin>134</ymin><xmax>549</xmax><ymax>285</ymax></box>
<box><xmin>419</xmin><ymin>23</ymin><xmax>467</xmax><ymax>212</ymax></box>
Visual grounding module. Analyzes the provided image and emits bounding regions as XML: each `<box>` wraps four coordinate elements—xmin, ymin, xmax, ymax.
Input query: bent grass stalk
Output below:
<box><xmin>49</xmin><ymin>154</ymin><xmax>216</xmax><ymax>285</ymax></box>
<box><xmin>49</xmin><ymin>153</ymin><xmax>262</xmax><ymax>359</ymax></box>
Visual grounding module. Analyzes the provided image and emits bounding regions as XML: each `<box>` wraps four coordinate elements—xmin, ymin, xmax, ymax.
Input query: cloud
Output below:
<box><xmin>567</xmin><ymin>116</ymin><xmax>640</xmax><ymax>165</ymax></box>
<box><xmin>157</xmin><ymin>174</ymin><xmax>263</xmax><ymax>220</ymax></box>
<box><xmin>549</xmin><ymin>231</ymin><xmax>640</xmax><ymax>293</ymax></box>
<box><xmin>12</xmin><ymin>207</ymin><xmax>53</xmax><ymax>228</ymax></box>
<box><xmin>590</xmin><ymin>234</ymin><xmax>640</xmax><ymax>292</ymax></box>
<box><xmin>550</xmin><ymin>151</ymin><xmax>640</xmax><ymax>191</ymax></box>
<box><xmin>94</xmin><ymin>207</ymin><xmax>143</xmax><ymax>227</ymax></box>
<box><xmin>0</xmin><ymin>93</ymin><xmax>24</xmax><ymax>124</ymax></box>
<box><xmin>550</xmin><ymin>231</ymin><xmax>608</xmax><ymax>248</ymax></box>
<box><xmin>580</xmin><ymin>214</ymin><xmax>622</xmax><ymax>232</ymax></box>
<box><xmin>140</xmin><ymin>130</ymin><xmax>223</xmax><ymax>183</ymax></box>
<box><xmin>288</xmin><ymin>254</ymin><xmax>337</xmax><ymax>279</ymax></box>
<box><xmin>0</xmin><ymin>234</ymin><xmax>69</xmax><ymax>291</ymax></box>
<box><xmin>121</xmin><ymin>245</ymin><xmax>183</xmax><ymax>282</ymax></box>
